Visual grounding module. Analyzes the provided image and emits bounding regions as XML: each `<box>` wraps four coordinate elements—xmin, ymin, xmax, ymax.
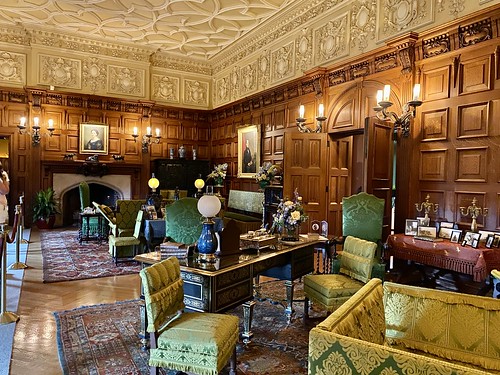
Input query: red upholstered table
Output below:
<box><xmin>387</xmin><ymin>233</ymin><xmax>500</xmax><ymax>282</ymax></box>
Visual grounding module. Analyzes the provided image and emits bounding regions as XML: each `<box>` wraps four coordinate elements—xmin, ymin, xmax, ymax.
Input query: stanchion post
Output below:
<box><xmin>9</xmin><ymin>205</ymin><xmax>27</xmax><ymax>270</ymax></box>
<box><xmin>0</xmin><ymin>227</ymin><xmax>20</xmax><ymax>324</ymax></box>
<box><xmin>19</xmin><ymin>194</ymin><xmax>28</xmax><ymax>244</ymax></box>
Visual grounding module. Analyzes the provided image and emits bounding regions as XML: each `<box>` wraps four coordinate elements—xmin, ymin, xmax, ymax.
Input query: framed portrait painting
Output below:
<box><xmin>237</xmin><ymin>125</ymin><xmax>260</xmax><ymax>178</ymax></box>
<box><xmin>79</xmin><ymin>123</ymin><xmax>109</xmax><ymax>155</ymax></box>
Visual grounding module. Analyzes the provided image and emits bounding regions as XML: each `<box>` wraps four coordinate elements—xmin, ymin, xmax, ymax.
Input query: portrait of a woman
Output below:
<box><xmin>85</xmin><ymin>129</ymin><xmax>104</xmax><ymax>151</ymax></box>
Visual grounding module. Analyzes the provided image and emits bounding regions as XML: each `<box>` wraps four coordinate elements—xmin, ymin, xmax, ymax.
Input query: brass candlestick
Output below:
<box><xmin>460</xmin><ymin>197</ymin><xmax>488</xmax><ymax>232</ymax></box>
<box><xmin>415</xmin><ymin>194</ymin><xmax>438</xmax><ymax>225</ymax></box>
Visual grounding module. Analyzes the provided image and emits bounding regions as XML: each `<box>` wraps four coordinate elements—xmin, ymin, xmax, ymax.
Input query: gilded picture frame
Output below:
<box><xmin>79</xmin><ymin>123</ymin><xmax>109</xmax><ymax>155</ymax></box>
<box><xmin>237</xmin><ymin>124</ymin><xmax>260</xmax><ymax>178</ymax></box>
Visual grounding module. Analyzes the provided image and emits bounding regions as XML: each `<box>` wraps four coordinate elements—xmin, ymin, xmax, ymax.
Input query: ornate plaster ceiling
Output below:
<box><xmin>0</xmin><ymin>0</ymin><xmax>295</xmax><ymax>61</ymax></box>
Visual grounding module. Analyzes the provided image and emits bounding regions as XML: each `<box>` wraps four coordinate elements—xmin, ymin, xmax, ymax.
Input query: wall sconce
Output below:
<box><xmin>132</xmin><ymin>126</ymin><xmax>161</xmax><ymax>153</ymax></box>
<box><xmin>296</xmin><ymin>104</ymin><xmax>326</xmax><ymax>133</ymax></box>
<box><xmin>18</xmin><ymin>116</ymin><xmax>55</xmax><ymax>146</ymax></box>
<box><xmin>374</xmin><ymin>84</ymin><xmax>422</xmax><ymax>138</ymax></box>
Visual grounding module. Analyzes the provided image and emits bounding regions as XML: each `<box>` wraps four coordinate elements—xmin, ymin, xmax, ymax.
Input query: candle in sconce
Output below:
<box><xmin>383</xmin><ymin>85</ymin><xmax>391</xmax><ymax>102</ymax></box>
<box><xmin>133</xmin><ymin>127</ymin><xmax>138</xmax><ymax>136</ymax></box>
<box><xmin>412</xmin><ymin>84</ymin><xmax>421</xmax><ymax>101</ymax></box>
<box><xmin>47</xmin><ymin>119</ymin><xmax>54</xmax><ymax>130</ymax></box>
<box><xmin>299</xmin><ymin>105</ymin><xmax>305</xmax><ymax>118</ymax></box>
<box><xmin>20</xmin><ymin>117</ymin><xmax>26</xmax><ymax>128</ymax></box>
<box><xmin>155</xmin><ymin>128</ymin><xmax>160</xmax><ymax>137</ymax></box>
<box><xmin>33</xmin><ymin>117</ymin><xmax>40</xmax><ymax>127</ymax></box>
<box><xmin>146</xmin><ymin>126</ymin><xmax>151</xmax><ymax>136</ymax></box>
<box><xmin>376</xmin><ymin>90</ymin><xmax>383</xmax><ymax>105</ymax></box>
<box><xmin>318</xmin><ymin>104</ymin><xmax>324</xmax><ymax>117</ymax></box>
<box><xmin>389</xmin><ymin>255</ymin><xmax>394</xmax><ymax>270</ymax></box>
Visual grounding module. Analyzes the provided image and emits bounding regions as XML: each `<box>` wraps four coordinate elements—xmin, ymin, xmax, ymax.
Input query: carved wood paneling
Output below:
<box><xmin>124</xmin><ymin>138</ymin><xmax>138</xmax><ymax>155</ymax></box>
<box><xmin>67</xmin><ymin>134</ymin><xmax>78</xmax><ymax>152</ymax></box>
<box><xmin>225</xmin><ymin>143</ymin><xmax>231</xmax><ymax>158</ymax></box>
<box><xmin>105</xmin><ymin>114</ymin><xmax>122</xmax><ymax>132</ymax></box>
<box><xmin>44</xmin><ymin>134</ymin><xmax>61</xmax><ymax>152</ymax></box>
<box><xmin>422</xmin><ymin>66</ymin><xmax>450</xmax><ymax>101</ymax></box>
<box><xmin>167</xmin><ymin>122</ymin><xmax>179</xmax><ymax>139</ymax></box>
<box><xmin>457</xmin><ymin>101</ymin><xmax>489</xmax><ymax>138</ymax></box>
<box><xmin>497</xmin><ymin>193</ymin><xmax>500</xmax><ymax>229</ymax></box>
<box><xmin>274</xmin><ymin>106</ymin><xmax>285</xmax><ymax>130</ymax></box>
<box><xmin>459</xmin><ymin>56</ymin><xmax>491</xmax><ymax>95</ymax></box>
<box><xmin>66</xmin><ymin>110</ymin><xmax>84</xmax><ymax>130</ymax></box>
<box><xmin>456</xmin><ymin>146</ymin><xmax>488</xmax><ymax>182</ymax></box>
<box><xmin>419</xmin><ymin>149</ymin><xmax>447</xmax><ymax>181</ymax></box>
<box><xmin>262</xmin><ymin>135</ymin><xmax>272</xmax><ymax>156</ymax></box>
<box><xmin>421</xmin><ymin>108</ymin><xmax>448</xmax><ymax>141</ymax></box>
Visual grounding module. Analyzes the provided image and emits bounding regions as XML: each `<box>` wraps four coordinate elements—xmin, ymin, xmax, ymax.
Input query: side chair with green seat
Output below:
<box><xmin>79</xmin><ymin>182</ymin><xmax>107</xmax><ymax>239</ymax></box>
<box><xmin>139</xmin><ymin>257</ymin><xmax>238</xmax><ymax>375</ymax></box>
<box><xmin>164</xmin><ymin>197</ymin><xmax>203</xmax><ymax>245</ymax></box>
<box><xmin>92</xmin><ymin>201</ymin><xmax>117</xmax><ymax>236</ymax></box>
<box><xmin>108</xmin><ymin>210</ymin><xmax>143</xmax><ymax>264</ymax></box>
<box><xmin>115</xmin><ymin>199</ymin><xmax>145</xmax><ymax>237</ymax></box>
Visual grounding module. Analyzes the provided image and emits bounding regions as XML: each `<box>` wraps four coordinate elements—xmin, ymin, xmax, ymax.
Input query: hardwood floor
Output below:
<box><xmin>9</xmin><ymin>229</ymin><xmax>141</xmax><ymax>375</ymax></box>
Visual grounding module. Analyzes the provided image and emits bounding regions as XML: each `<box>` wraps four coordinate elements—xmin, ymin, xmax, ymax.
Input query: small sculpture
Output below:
<box><xmin>460</xmin><ymin>197</ymin><xmax>488</xmax><ymax>232</ymax></box>
<box><xmin>178</xmin><ymin>145</ymin><xmax>186</xmax><ymax>158</ymax></box>
<box><xmin>63</xmin><ymin>153</ymin><xmax>75</xmax><ymax>160</ymax></box>
<box><xmin>112</xmin><ymin>154</ymin><xmax>124</xmax><ymax>161</ymax></box>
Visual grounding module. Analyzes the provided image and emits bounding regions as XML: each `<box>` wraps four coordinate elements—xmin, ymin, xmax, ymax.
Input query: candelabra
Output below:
<box><xmin>460</xmin><ymin>197</ymin><xmax>488</xmax><ymax>232</ymax></box>
<box><xmin>132</xmin><ymin>126</ymin><xmax>161</xmax><ymax>153</ymax></box>
<box><xmin>415</xmin><ymin>194</ymin><xmax>439</xmax><ymax>225</ymax></box>
<box><xmin>17</xmin><ymin>116</ymin><xmax>55</xmax><ymax>146</ymax></box>
<box><xmin>373</xmin><ymin>84</ymin><xmax>422</xmax><ymax>138</ymax></box>
<box><xmin>296</xmin><ymin>104</ymin><xmax>327</xmax><ymax>133</ymax></box>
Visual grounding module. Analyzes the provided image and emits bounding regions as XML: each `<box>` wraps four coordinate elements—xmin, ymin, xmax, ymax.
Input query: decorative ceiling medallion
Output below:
<box><xmin>108</xmin><ymin>65</ymin><xmax>144</xmax><ymax>97</ymax></box>
<box><xmin>0</xmin><ymin>51</ymin><xmax>25</xmax><ymax>84</ymax></box>
<box><xmin>152</xmin><ymin>75</ymin><xmax>180</xmax><ymax>103</ymax></box>
<box><xmin>184</xmin><ymin>80</ymin><xmax>208</xmax><ymax>106</ymax></box>
<box><xmin>315</xmin><ymin>14</ymin><xmax>348</xmax><ymax>64</ymax></box>
<box><xmin>39</xmin><ymin>54</ymin><xmax>81</xmax><ymax>89</ymax></box>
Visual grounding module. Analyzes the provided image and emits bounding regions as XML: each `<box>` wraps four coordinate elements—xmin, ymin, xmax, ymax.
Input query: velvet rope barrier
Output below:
<box><xmin>9</xmin><ymin>205</ymin><xmax>27</xmax><ymax>270</ymax></box>
<box><xmin>0</xmin><ymin>227</ymin><xmax>20</xmax><ymax>324</ymax></box>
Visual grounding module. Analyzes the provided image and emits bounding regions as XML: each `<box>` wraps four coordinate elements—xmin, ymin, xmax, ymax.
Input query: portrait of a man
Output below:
<box><xmin>237</xmin><ymin>125</ymin><xmax>260</xmax><ymax>178</ymax></box>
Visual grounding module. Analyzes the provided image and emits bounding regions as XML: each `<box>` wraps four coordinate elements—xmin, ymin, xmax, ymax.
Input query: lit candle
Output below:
<box><xmin>19</xmin><ymin>117</ymin><xmax>26</xmax><ymax>128</ymax></box>
<box><xmin>318</xmin><ymin>104</ymin><xmax>324</xmax><ymax>117</ymax></box>
<box><xmin>146</xmin><ymin>126</ymin><xmax>151</xmax><ymax>136</ymax></box>
<box><xmin>412</xmin><ymin>83</ymin><xmax>421</xmax><ymax>101</ymax></box>
<box><xmin>133</xmin><ymin>126</ymin><xmax>138</xmax><ymax>136</ymax></box>
<box><xmin>383</xmin><ymin>85</ymin><xmax>391</xmax><ymax>102</ymax></box>
<box><xmin>299</xmin><ymin>105</ymin><xmax>305</xmax><ymax>118</ymax></box>
<box><xmin>155</xmin><ymin>128</ymin><xmax>160</xmax><ymax>137</ymax></box>
<box><xmin>47</xmin><ymin>119</ymin><xmax>54</xmax><ymax>130</ymax></box>
<box><xmin>389</xmin><ymin>255</ymin><xmax>394</xmax><ymax>270</ymax></box>
<box><xmin>376</xmin><ymin>90</ymin><xmax>383</xmax><ymax>105</ymax></box>
<box><xmin>33</xmin><ymin>117</ymin><xmax>39</xmax><ymax>128</ymax></box>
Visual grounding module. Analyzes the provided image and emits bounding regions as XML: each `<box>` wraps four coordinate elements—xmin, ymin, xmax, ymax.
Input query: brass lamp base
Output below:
<box><xmin>9</xmin><ymin>262</ymin><xmax>28</xmax><ymax>270</ymax></box>
<box><xmin>198</xmin><ymin>252</ymin><xmax>217</xmax><ymax>263</ymax></box>
<box><xmin>0</xmin><ymin>311</ymin><xmax>20</xmax><ymax>324</ymax></box>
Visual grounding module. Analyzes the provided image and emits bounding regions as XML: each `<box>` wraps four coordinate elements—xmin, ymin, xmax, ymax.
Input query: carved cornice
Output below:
<box><xmin>459</xmin><ymin>19</ymin><xmax>492</xmax><ymax>48</ymax></box>
<box><xmin>423</xmin><ymin>34</ymin><xmax>450</xmax><ymax>58</ymax></box>
<box><xmin>150</xmin><ymin>53</ymin><xmax>212</xmax><ymax>75</ymax></box>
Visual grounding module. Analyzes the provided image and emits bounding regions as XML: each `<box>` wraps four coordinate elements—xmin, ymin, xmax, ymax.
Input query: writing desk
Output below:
<box><xmin>387</xmin><ymin>233</ymin><xmax>500</xmax><ymax>282</ymax></box>
<box><xmin>135</xmin><ymin>237</ymin><xmax>318</xmax><ymax>344</ymax></box>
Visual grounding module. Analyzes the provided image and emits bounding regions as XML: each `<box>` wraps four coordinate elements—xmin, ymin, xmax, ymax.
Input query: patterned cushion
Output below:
<box><xmin>115</xmin><ymin>199</ymin><xmax>144</xmax><ymax>232</ymax></box>
<box><xmin>384</xmin><ymin>282</ymin><xmax>500</xmax><ymax>371</ymax></box>
<box><xmin>342</xmin><ymin>192</ymin><xmax>384</xmax><ymax>244</ymax></box>
<box><xmin>339</xmin><ymin>236</ymin><xmax>377</xmax><ymax>283</ymax></box>
<box><xmin>304</xmin><ymin>274</ymin><xmax>364</xmax><ymax>312</ymax></box>
<box><xmin>165</xmin><ymin>197</ymin><xmax>203</xmax><ymax>245</ymax></box>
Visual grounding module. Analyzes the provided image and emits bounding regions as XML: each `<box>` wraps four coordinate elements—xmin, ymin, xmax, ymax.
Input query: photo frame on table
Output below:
<box><xmin>405</xmin><ymin>219</ymin><xmax>418</xmax><ymax>236</ymax></box>
<box><xmin>79</xmin><ymin>122</ymin><xmax>109</xmax><ymax>155</ymax></box>
<box><xmin>462</xmin><ymin>231</ymin><xmax>480</xmax><ymax>247</ymax></box>
<box><xmin>493</xmin><ymin>234</ymin><xmax>500</xmax><ymax>248</ymax></box>
<box><xmin>237</xmin><ymin>124</ymin><xmax>261</xmax><ymax>178</ymax></box>
<box><xmin>438</xmin><ymin>227</ymin><xmax>453</xmax><ymax>239</ymax></box>
<box><xmin>450</xmin><ymin>230</ymin><xmax>462</xmax><ymax>243</ymax></box>
<box><xmin>439</xmin><ymin>221</ymin><xmax>455</xmax><ymax>229</ymax></box>
<box><xmin>417</xmin><ymin>226</ymin><xmax>437</xmax><ymax>238</ymax></box>
<box><xmin>471</xmin><ymin>238</ymin><xmax>480</xmax><ymax>249</ymax></box>
<box><xmin>485</xmin><ymin>234</ymin><xmax>495</xmax><ymax>248</ymax></box>
<box><xmin>417</xmin><ymin>216</ymin><xmax>430</xmax><ymax>227</ymax></box>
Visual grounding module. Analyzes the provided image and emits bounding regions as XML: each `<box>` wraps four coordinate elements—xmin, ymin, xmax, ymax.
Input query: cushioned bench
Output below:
<box><xmin>223</xmin><ymin>190</ymin><xmax>263</xmax><ymax>234</ymax></box>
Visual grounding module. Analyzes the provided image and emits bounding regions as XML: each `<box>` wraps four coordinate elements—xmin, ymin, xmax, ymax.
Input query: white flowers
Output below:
<box><xmin>207</xmin><ymin>163</ymin><xmax>228</xmax><ymax>182</ymax></box>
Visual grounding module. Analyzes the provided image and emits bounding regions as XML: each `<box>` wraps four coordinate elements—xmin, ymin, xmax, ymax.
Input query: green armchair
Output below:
<box><xmin>108</xmin><ymin>210</ymin><xmax>144</xmax><ymax>264</ymax></box>
<box><xmin>139</xmin><ymin>257</ymin><xmax>238</xmax><ymax>375</ymax></box>
<box><xmin>164</xmin><ymin>197</ymin><xmax>203</xmax><ymax>245</ymax></box>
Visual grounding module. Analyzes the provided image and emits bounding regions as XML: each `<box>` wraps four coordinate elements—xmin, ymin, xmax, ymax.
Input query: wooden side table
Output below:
<box><xmin>79</xmin><ymin>212</ymin><xmax>105</xmax><ymax>244</ymax></box>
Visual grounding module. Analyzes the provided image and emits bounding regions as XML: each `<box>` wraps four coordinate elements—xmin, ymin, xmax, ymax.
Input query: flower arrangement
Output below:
<box><xmin>255</xmin><ymin>162</ymin><xmax>282</xmax><ymax>187</ymax></box>
<box><xmin>207</xmin><ymin>163</ymin><xmax>228</xmax><ymax>186</ymax></box>
<box><xmin>271</xmin><ymin>189</ymin><xmax>307</xmax><ymax>240</ymax></box>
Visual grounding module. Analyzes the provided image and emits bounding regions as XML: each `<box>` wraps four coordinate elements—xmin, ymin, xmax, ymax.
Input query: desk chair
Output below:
<box><xmin>108</xmin><ymin>210</ymin><xmax>143</xmax><ymax>264</ymax></box>
<box><xmin>164</xmin><ymin>197</ymin><xmax>203</xmax><ymax>245</ymax></box>
<box><xmin>79</xmin><ymin>182</ymin><xmax>107</xmax><ymax>238</ymax></box>
<box><xmin>139</xmin><ymin>257</ymin><xmax>238</xmax><ymax>375</ymax></box>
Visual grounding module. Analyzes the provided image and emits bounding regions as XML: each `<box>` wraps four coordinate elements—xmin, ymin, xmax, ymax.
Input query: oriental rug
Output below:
<box><xmin>54</xmin><ymin>280</ymin><xmax>321</xmax><ymax>375</ymax></box>
<box><xmin>41</xmin><ymin>228</ymin><xmax>141</xmax><ymax>283</ymax></box>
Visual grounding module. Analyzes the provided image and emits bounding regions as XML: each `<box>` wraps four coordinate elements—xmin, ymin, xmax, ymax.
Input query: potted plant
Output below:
<box><xmin>32</xmin><ymin>187</ymin><xmax>60</xmax><ymax>229</ymax></box>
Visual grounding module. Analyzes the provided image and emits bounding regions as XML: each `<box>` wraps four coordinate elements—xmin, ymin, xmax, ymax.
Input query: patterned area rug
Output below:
<box><xmin>54</xmin><ymin>280</ymin><xmax>322</xmax><ymax>375</ymax></box>
<box><xmin>41</xmin><ymin>228</ymin><xmax>141</xmax><ymax>283</ymax></box>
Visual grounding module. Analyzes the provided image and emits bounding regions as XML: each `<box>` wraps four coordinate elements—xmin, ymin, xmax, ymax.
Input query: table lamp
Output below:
<box><xmin>194</xmin><ymin>178</ymin><xmax>205</xmax><ymax>199</ymax></box>
<box><xmin>147</xmin><ymin>173</ymin><xmax>161</xmax><ymax>212</ymax></box>
<box><xmin>197</xmin><ymin>192</ymin><xmax>222</xmax><ymax>262</ymax></box>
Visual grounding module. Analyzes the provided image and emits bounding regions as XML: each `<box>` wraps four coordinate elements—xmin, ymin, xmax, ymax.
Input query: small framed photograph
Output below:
<box><xmin>471</xmin><ymin>238</ymin><xmax>480</xmax><ymax>249</ymax></box>
<box><xmin>485</xmin><ymin>234</ymin><xmax>494</xmax><ymax>248</ymax></box>
<box><xmin>479</xmin><ymin>230</ymin><xmax>495</xmax><ymax>244</ymax></box>
<box><xmin>417</xmin><ymin>216</ymin><xmax>430</xmax><ymax>227</ymax></box>
<box><xmin>417</xmin><ymin>226</ymin><xmax>437</xmax><ymax>238</ymax></box>
<box><xmin>405</xmin><ymin>219</ymin><xmax>418</xmax><ymax>236</ymax></box>
<box><xmin>493</xmin><ymin>234</ymin><xmax>500</xmax><ymax>248</ymax></box>
<box><xmin>450</xmin><ymin>230</ymin><xmax>462</xmax><ymax>243</ymax></box>
<box><xmin>462</xmin><ymin>231</ymin><xmax>480</xmax><ymax>247</ymax></box>
<box><xmin>440</xmin><ymin>221</ymin><xmax>455</xmax><ymax>229</ymax></box>
<box><xmin>438</xmin><ymin>227</ymin><xmax>453</xmax><ymax>239</ymax></box>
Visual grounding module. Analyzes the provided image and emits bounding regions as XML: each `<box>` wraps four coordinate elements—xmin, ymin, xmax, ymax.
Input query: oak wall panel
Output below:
<box><xmin>421</xmin><ymin>108</ymin><xmax>448</xmax><ymax>141</ymax></box>
<box><xmin>420</xmin><ymin>149</ymin><xmax>447</xmax><ymax>181</ymax></box>
<box><xmin>459</xmin><ymin>56</ymin><xmax>491</xmax><ymax>95</ymax></box>
<box><xmin>456</xmin><ymin>146</ymin><xmax>488</xmax><ymax>182</ymax></box>
<box><xmin>457</xmin><ymin>101</ymin><xmax>489</xmax><ymax>138</ymax></box>
<box><xmin>422</xmin><ymin>66</ymin><xmax>450</xmax><ymax>101</ymax></box>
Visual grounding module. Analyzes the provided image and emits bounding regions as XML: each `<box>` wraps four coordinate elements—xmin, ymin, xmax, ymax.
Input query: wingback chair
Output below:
<box><xmin>139</xmin><ymin>257</ymin><xmax>238</xmax><ymax>375</ymax></box>
<box><xmin>164</xmin><ymin>197</ymin><xmax>203</xmax><ymax>245</ymax></box>
<box><xmin>115</xmin><ymin>199</ymin><xmax>145</xmax><ymax>237</ymax></box>
<box><xmin>108</xmin><ymin>210</ymin><xmax>144</xmax><ymax>264</ymax></box>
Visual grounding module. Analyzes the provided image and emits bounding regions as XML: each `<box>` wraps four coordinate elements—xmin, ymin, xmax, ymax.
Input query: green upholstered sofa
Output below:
<box><xmin>309</xmin><ymin>278</ymin><xmax>500</xmax><ymax>374</ymax></box>
<box><xmin>223</xmin><ymin>190</ymin><xmax>263</xmax><ymax>234</ymax></box>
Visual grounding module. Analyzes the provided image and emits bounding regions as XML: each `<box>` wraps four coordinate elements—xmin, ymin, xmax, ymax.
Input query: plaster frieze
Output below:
<box><xmin>108</xmin><ymin>66</ymin><xmax>145</xmax><ymax>97</ymax></box>
<box><xmin>152</xmin><ymin>75</ymin><xmax>180</xmax><ymax>104</ymax></box>
<box><xmin>315</xmin><ymin>14</ymin><xmax>349</xmax><ymax>65</ymax></box>
<box><xmin>215</xmin><ymin>76</ymin><xmax>230</xmax><ymax>105</ymax></box>
<box><xmin>150</xmin><ymin>53</ymin><xmax>212</xmax><ymax>75</ymax></box>
<box><xmin>0</xmin><ymin>27</ymin><xmax>31</xmax><ymax>47</ymax></box>
<box><xmin>259</xmin><ymin>50</ymin><xmax>272</xmax><ymax>90</ymax></box>
<box><xmin>0</xmin><ymin>51</ymin><xmax>25</xmax><ymax>85</ymax></box>
<box><xmin>240</xmin><ymin>62</ymin><xmax>258</xmax><ymax>96</ymax></box>
<box><xmin>381</xmin><ymin>0</ymin><xmax>431</xmax><ymax>35</ymax></box>
<box><xmin>39</xmin><ymin>54</ymin><xmax>81</xmax><ymax>89</ymax></box>
<box><xmin>272</xmin><ymin>43</ymin><xmax>295</xmax><ymax>82</ymax></box>
<box><xmin>184</xmin><ymin>80</ymin><xmax>209</xmax><ymax>107</ymax></box>
<box><xmin>350</xmin><ymin>0</ymin><xmax>377</xmax><ymax>52</ymax></box>
<box><xmin>82</xmin><ymin>57</ymin><xmax>107</xmax><ymax>94</ymax></box>
<box><xmin>295</xmin><ymin>28</ymin><xmax>313</xmax><ymax>72</ymax></box>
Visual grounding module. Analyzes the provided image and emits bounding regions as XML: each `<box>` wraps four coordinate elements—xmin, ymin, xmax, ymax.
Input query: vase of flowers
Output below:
<box><xmin>255</xmin><ymin>162</ymin><xmax>282</xmax><ymax>190</ymax></box>
<box><xmin>271</xmin><ymin>189</ymin><xmax>307</xmax><ymax>241</ymax></box>
<box><xmin>207</xmin><ymin>163</ymin><xmax>228</xmax><ymax>196</ymax></box>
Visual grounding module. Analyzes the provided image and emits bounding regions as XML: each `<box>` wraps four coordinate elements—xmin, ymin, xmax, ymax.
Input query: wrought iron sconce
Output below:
<box><xmin>373</xmin><ymin>84</ymin><xmax>422</xmax><ymax>138</ymax></box>
<box><xmin>132</xmin><ymin>126</ymin><xmax>161</xmax><ymax>153</ymax></box>
<box><xmin>17</xmin><ymin>116</ymin><xmax>55</xmax><ymax>146</ymax></box>
<box><xmin>415</xmin><ymin>194</ymin><xmax>438</xmax><ymax>225</ymax></box>
<box><xmin>460</xmin><ymin>197</ymin><xmax>488</xmax><ymax>232</ymax></box>
<box><xmin>296</xmin><ymin>104</ymin><xmax>327</xmax><ymax>133</ymax></box>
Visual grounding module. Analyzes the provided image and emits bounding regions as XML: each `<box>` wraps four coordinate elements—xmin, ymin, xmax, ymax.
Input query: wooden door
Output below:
<box><xmin>284</xmin><ymin>132</ymin><xmax>328</xmax><ymax>233</ymax></box>
<box><xmin>364</xmin><ymin>117</ymin><xmax>394</xmax><ymax>242</ymax></box>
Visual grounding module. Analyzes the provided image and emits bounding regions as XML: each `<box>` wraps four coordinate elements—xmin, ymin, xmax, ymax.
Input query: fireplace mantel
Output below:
<box><xmin>42</xmin><ymin>160</ymin><xmax>142</xmax><ymax>177</ymax></box>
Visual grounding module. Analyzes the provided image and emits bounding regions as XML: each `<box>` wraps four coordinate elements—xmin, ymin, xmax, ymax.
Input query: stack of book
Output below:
<box><xmin>160</xmin><ymin>241</ymin><xmax>188</xmax><ymax>259</ymax></box>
